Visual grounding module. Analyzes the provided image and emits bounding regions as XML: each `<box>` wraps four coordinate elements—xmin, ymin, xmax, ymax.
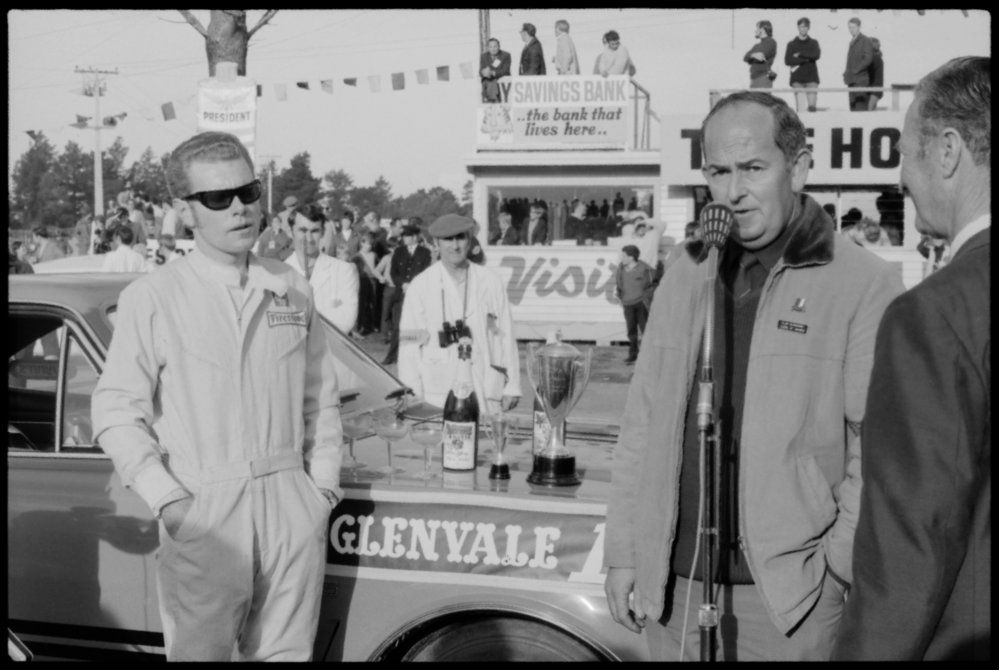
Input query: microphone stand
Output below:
<box><xmin>696</xmin><ymin>244</ymin><xmax>721</xmax><ymax>662</ymax></box>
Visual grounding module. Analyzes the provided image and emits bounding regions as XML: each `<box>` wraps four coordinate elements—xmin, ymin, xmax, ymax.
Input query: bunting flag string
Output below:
<box><xmin>34</xmin><ymin>60</ymin><xmax>478</xmax><ymax>137</ymax></box>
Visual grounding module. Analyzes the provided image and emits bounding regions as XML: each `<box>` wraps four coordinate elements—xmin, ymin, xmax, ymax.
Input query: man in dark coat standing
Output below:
<box><xmin>519</xmin><ymin>23</ymin><xmax>546</xmax><ymax>75</ymax></box>
<box><xmin>480</xmin><ymin>37</ymin><xmax>511</xmax><ymax>103</ymax></box>
<box><xmin>382</xmin><ymin>221</ymin><xmax>432</xmax><ymax>366</ymax></box>
<box><xmin>843</xmin><ymin>17</ymin><xmax>875</xmax><ymax>111</ymax></box>
<box><xmin>833</xmin><ymin>56</ymin><xmax>991</xmax><ymax>662</ymax></box>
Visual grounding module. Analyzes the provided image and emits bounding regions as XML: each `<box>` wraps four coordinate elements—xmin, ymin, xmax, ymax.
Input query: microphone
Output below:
<box><xmin>695</xmin><ymin>202</ymin><xmax>733</xmax><ymax>427</ymax></box>
<box><xmin>685</xmin><ymin>203</ymin><xmax>733</xmax><ymax>262</ymax></box>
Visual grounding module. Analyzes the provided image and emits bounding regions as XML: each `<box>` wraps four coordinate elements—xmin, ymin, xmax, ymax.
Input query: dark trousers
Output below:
<box><xmin>381</xmin><ymin>285</ymin><xmax>397</xmax><ymax>337</ymax></box>
<box><xmin>358</xmin><ymin>276</ymin><xmax>382</xmax><ymax>334</ymax></box>
<box><xmin>382</xmin><ymin>286</ymin><xmax>405</xmax><ymax>363</ymax></box>
<box><xmin>623</xmin><ymin>301</ymin><xmax>649</xmax><ymax>357</ymax></box>
<box><xmin>848</xmin><ymin>84</ymin><xmax>869</xmax><ymax>111</ymax></box>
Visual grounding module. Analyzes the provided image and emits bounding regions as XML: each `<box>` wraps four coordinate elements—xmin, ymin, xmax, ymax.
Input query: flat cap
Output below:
<box><xmin>282</xmin><ymin>195</ymin><xmax>298</xmax><ymax>208</ymax></box>
<box><xmin>428</xmin><ymin>213</ymin><xmax>475</xmax><ymax>238</ymax></box>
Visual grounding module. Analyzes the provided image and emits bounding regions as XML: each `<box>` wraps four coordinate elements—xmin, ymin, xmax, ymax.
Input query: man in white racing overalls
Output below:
<box><xmin>397</xmin><ymin>213</ymin><xmax>521</xmax><ymax>413</ymax></box>
<box><xmin>92</xmin><ymin>131</ymin><xmax>343</xmax><ymax>661</ymax></box>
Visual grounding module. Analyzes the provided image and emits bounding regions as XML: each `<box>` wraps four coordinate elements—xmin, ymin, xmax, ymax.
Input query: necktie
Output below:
<box><xmin>734</xmin><ymin>252</ymin><xmax>767</xmax><ymax>300</ymax></box>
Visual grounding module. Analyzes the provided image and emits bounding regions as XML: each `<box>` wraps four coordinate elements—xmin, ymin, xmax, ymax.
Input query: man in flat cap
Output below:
<box><xmin>519</xmin><ymin>23</ymin><xmax>546</xmax><ymax>75</ymax></box>
<box><xmin>397</xmin><ymin>214</ymin><xmax>521</xmax><ymax>415</ymax></box>
<box><xmin>382</xmin><ymin>221</ymin><xmax>433</xmax><ymax>366</ymax></box>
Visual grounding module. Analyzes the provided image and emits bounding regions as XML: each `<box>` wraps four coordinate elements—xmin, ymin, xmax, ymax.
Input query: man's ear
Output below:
<box><xmin>938</xmin><ymin>127</ymin><xmax>964</xmax><ymax>179</ymax></box>
<box><xmin>790</xmin><ymin>149</ymin><xmax>811</xmax><ymax>193</ymax></box>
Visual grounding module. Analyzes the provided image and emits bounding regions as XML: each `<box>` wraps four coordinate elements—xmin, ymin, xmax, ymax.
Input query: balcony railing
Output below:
<box><xmin>708</xmin><ymin>84</ymin><xmax>916</xmax><ymax>112</ymax></box>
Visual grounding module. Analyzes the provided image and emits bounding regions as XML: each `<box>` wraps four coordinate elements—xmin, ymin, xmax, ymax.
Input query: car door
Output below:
<box><xmin>8</xmin><ymin>304</ymin><xmax>161</xmax><ymax>659</ymax></box>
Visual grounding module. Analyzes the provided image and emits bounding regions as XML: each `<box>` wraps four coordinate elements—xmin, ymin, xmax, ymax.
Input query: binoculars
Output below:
<box><xmin>438</xmin><ymin>319</ymin><xmax>471</xmax><ymax>347</ymax></box>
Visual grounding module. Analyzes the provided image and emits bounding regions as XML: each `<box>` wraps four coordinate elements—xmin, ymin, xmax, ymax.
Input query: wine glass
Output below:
<box><xmin>410</xmin><ymin>420</ymin><xmax>443</xmax><ymax>480</ymax></box>
<box><xmin>371</xmin><ymin>407</ymin><xmax>410</xmax><ymax>476</ymax></box>
<box><xmin>487</xmin><ymin>404</ymin><xmax>511</xmax><ymax>480</ymax></box>
<box><xmin>339</xmin><ymin>412</ymin><xmax>371</xmax><ymax>471</ymax></box>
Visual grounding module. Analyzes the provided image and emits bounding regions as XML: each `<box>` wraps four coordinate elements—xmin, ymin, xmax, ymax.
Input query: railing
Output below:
<box><xmin>630</xmin><ymin>79</ymin><xmax>658</xmax><ymax>150</ymax></box>
<box><xmin>708</xmin><ymin>84</ymin><xmax>916</xmax><ymax>112</ymax></box>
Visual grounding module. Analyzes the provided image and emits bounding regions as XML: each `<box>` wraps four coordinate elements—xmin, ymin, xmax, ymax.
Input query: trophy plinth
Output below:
<box><xmin>525</xmin><ymin>338</ymin><xmax>591</xmax><ymax>487</ymax></box>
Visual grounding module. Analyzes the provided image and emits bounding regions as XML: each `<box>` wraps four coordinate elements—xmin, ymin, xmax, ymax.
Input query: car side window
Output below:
<box><xmin>61</xmin><ymin>333</ymin><xmax>100</xmax><ymax>452</ymax></box>
<box><xmin>8</xmin><ymin>315</ymin><xmax>63</xmax><ymax>452</ymax></box>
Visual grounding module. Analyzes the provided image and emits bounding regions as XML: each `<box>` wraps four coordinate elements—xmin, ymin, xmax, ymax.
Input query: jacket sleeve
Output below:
<box><xmin>397</xmin><ymin>274</ymin><xmax>428</xmax><ymax>401</ymax></box>
<box><xmin>822</xmin><ymin>263</ymin><xmax>905</xmax><ymax>585</ymax></box>
<box><xmin>301</xmin><ymin>284</ymin><xmax>345</xmax><ymax>499</ymax></box>
<box><xmin>833</xmin><ymin>286</ymin><xmax>987</xmax><ymax>659</ymax></box>
<box><xmin>785</xmin><ymin>41</ymin><xmax>804</xmax><ymax>66</ymax></box>
<box><xmin>496</xmin><ymin>52</ymin><xmax>511</xmax><ymax>78</ymax></box>
<box><xmin>92</xmin><ymin>281</ymin><xmax>182</xmax><ymax>512</ymax></box>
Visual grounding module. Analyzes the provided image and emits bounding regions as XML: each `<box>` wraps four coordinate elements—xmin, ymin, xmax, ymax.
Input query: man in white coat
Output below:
<box><xmin>397</xmin><ymin>214</ymin><xmax>521</xmax><ymax>413</ymax></box>
<box><xmin>100</xmin><ymin>224</ymin><xmax>150</xmax><ymax>272</ymax></box>
<box><xmin>284</xmin><ymin>204</ymin><xmax>360</xmax><ymax>334</ymax></box>
<box><xmin>92</xmin><ymin>132</ymin><xmax>343</xmax><ymax>661</ymax></box>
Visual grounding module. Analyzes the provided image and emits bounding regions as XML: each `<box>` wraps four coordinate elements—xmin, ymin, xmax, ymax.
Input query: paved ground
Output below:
<box><xmin>354</xmin><ymin>331</ymin><xmax>634</xmax><ymax>429</ymax></box>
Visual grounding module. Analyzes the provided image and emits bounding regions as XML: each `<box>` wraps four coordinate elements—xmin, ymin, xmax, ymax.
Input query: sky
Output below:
<box><xmin>8</xmin><ymin>9</ymin><xmax>990</xmax><ymax>203</ymax></box>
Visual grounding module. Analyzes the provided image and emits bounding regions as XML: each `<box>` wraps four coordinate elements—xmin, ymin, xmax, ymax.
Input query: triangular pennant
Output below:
<box><xmin>76</xmin><ymin>114</ymin><xmax>91</xmax><ymax>124</ymax></box>
<box><xmin>296</xmin><ymin>81</ymin><xmax>310</xmax><ymax>90</ymax></box>
<box><xmin>275</xmin><ymin>83</ymin><xmax>288</xmax><ymax>101</ymax></box>
<box><xmin>256</xmin><ymin>84</ymin><xmax>263</xmax><ymax>98</ymax></box>
<box><xmin>391</xmin><ymin>72</ymin><xmax>405</xmax><ymax>91</ymax></box>
<box><xmin>321</xmin><ymin>80</ymin><xmax>334</xmax><ymax>94</ymax></box>
<box><xmin>344</xmin><ymin>78</ymin><xmax>357</xmax><ymax>87</ymax></box>
<box><xmin>436</xmin><ymin>65</ymin><xmax>450</xmax><ymax>82</ymax></box>
<box><xmin>26</xmin><ymin>130</ymin><xmax>40</xmax><ymax>141</ymax></box>
<box><xmin>459</xmin><ymin>62</ymin><xmax>474</xmax><ymax>79</ymax></box>
<box><xmin>103</xmin><ymin>115</ymin><xmax>118</xmax><ymax>127</ymax></box>
<box><xmin>368</xmin><ymin>75</ymin><xmax>381</xmax><ymax>92</ymax></box>
<box><xmin>137</xmin><ymin>107</ymin><xmax>156</xmax><ymax>121</ymax></box>
<box><xmin>161</xmin><ymin>102</ymin><xmax>176</xmax><ymax>121</ymax></box>
<box><xmin>416</xmin><ymin>69</ymin><xmax>429</xmax><ymax>85</ymax></box>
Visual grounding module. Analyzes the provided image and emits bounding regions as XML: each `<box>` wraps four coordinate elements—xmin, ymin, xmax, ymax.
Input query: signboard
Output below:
<box><xmin>660</xmin><ymin>112</ymin><xmax>905</xmax><ymax>186</ymax></box>
<box><xmin>477</xmin><ymin>75</ymin><xmax>629</xmax><ymax>150</ymax></box>
<box><xmin>198</xmin><ymin>67</ymin><xmax>258</xmax><ymax>163</ymax></box>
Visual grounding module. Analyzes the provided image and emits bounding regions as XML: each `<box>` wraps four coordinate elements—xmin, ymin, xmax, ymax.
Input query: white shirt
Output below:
<box><xmin>398</xmin><ymin>262</ymin><xmax>521</xmax><ymax>408</ymax></box>
<box><xmin>160</xmin><ymin>208</ymin><xmax>179</xmax><ymax>238</ymax></box>
<box><xmin>284</xmin><ymin>252</ymin><xmax>360</xmax><ymax>334</ymax></box>
<box><xmin>949</xmin><ymin>214</ymin><xmax>990</xmax><ymax>259</ymax></box>
<box><xmin>101</xmin><ymin>244</ymin><xmax>150</xmax><ymax>273</ymax></box>
<box><xmin>92</xmin><ymin>249</ymin><xmax>344</xmax><ymax>509</ymax></box>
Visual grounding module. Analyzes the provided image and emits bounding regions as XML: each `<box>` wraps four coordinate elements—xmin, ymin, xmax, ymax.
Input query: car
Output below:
<box><xmin>8</xmin><ymin>271</ymin><xmax>648</xmax><ymax>662</ymax></box>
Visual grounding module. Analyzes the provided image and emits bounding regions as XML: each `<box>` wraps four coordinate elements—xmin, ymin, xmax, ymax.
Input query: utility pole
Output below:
<box><xmin>257</xmin><ymin>154</ymin><xmax>281</xmax><ymax>214</ymax></box>
<box><xmin>75</xmin><ymin>66</ymin><xmax>118</xmax><ymax>221</ymax></box>
<box><xmin>478</xmin><ymin>9</ymin><xmax>490</xmax><ymax>54</ymax></box>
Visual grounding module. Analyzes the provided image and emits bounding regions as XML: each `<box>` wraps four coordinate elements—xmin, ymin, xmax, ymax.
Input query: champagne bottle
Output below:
<box><xmin>442</xmin><ymin>338</ymin><xmax>479</xmax><ymax>471</ymax></box>
<box><xmin>532</xmin><ymin>330</ymin><xmax>567</xmax><ymax>456</ymax></box>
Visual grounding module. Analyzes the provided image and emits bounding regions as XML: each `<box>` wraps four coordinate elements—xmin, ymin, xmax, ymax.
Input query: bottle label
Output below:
<box><xmin>533</xmin><ymin>410</ymin><xmax>552</xmax><ymax>456</ymax></box>
<box><xmin>442</xmin><ymin>420</ymin><xmax>477</xmax><ymax>470</ymax></box>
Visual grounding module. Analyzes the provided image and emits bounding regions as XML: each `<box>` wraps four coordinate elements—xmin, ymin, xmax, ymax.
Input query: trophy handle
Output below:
<box><xmin>525</xmin><ymin>342</ymin><xmax>548</xmax><ymax>413</ymax></box>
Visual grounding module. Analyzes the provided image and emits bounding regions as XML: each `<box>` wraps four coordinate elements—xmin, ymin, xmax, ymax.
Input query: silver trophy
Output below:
<box><xmin>525</xmin><ymin>337</ymin><xmax>592</xmax><ymax>486</ymax></box>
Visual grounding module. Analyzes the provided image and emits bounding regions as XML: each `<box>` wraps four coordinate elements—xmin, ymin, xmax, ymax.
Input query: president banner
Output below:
<box><xmin>477</xmin><ymin>75</ymin><xmax>630</xmax><ymax>150</ymax></box>
<box><xmin>198</xmin><ymin>71</ymin><xmax>258</xmax><ymax>163</ymax></box>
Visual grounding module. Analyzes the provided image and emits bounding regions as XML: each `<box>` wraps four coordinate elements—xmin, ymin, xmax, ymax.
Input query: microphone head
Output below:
<box><xmin>698</xmin><ymin>203</ymin><xmax>734</xmax><ymax>250</ymax></box>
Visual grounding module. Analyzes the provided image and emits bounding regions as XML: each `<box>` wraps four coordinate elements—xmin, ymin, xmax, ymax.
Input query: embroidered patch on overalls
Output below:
<box><xmin>777</xmin><ymin>320</ymin><xmax>808</xmax><ymax>334</ymax></box>
<box><xmin>267</xmin><ymin>310</ymin><xmax>307</xmax><ymax>327</ymax></box>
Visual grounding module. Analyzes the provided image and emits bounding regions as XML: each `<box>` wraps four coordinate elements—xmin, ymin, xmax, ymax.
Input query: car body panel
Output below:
<box><xmin>7</xmin><ymin>272</ymin><xmax>648</xmax><ymax>661</ymax></box>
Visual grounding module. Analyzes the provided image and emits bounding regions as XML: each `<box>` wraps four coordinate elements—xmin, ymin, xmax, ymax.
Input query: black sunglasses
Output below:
<box><xmin>183</xmin><ymin>180</ymin><xmax>262</xmax><ymax>211</ymax></box>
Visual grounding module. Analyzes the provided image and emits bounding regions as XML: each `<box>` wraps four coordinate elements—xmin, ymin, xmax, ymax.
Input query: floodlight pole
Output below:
<box><xmin>75</xmin><ymin>66</ymin><xmax>118</xmax><ymax>222</ymax></box>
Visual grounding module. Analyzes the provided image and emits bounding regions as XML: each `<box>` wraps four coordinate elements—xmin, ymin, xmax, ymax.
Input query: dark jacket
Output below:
<box><xmin>833</xmin><ymin>229</ymin><xmax>990</xmax><ymax>661</ymax></box>
<box><xmin>480</xmin><ymin>49</ymin><xmax>512</xmax><ymax>102</ymax></box>
<box><xmin>843</xmin><ymin>33</ymin><xmax>874</xmax><ymax>85</ymax></box>
<box><xmin>784</xmin><ymin>35</ymin><xmax>821</xmax><ymax>84</ymax></box>
<box><xmin>489</xmin><ymin>227</ymin><xmax>520</xmax><ymax>245</ymax></box>
<box><xmin>389</xmin><ymin>243</ymin><xmax>432</xmax><ymax>288</ymax></box>
<box><xmin>520</xmin><ymin>217</ymin><xmax>548</xmax><ymax>246</ymax></box>
<box><xmin>519</xmin><ymin>37</ymin><xmax>546</xmax><ymax>75</ymax></box>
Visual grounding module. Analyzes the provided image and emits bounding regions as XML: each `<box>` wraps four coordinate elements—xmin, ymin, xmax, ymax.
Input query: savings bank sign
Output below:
<box><xmin>477</xmin><ymin>75</ymin><xmax>629</xmax><ymax>150</ymax></box>
<box><xmin>661</xmin><ymin>112</ymin><xmax>905</xmax><ymax>185</ymax></box>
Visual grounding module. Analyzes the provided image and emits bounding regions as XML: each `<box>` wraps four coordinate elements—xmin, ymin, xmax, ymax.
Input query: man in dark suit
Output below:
<box><xmin>518</xmin><ymin>23</ymin><xmax>546</xmax><ymax>75</ymax></box>
<box><xmin>489</xmin><ymin>211</ymin><xmax>520</xmax><ymax>245</ymax></box>
<box><xmin>520</xmin><ymin>202</ymin><xmax>549</xmax><ymax>245</ymax></box>
<box><xmin>564</xmin><ymin>199</ymin><xmax>589</xmax><ymax>245</ymax></box>
<box><xmin>382</xmin><ymin>221</ymin><xmax>433</xmax><ymax>365</ymax></box>
<box><xmin>833</xmin><ymin>56</ymin><xmax>991</xmax><ymax>662</ymax></box>
<box><xmin>842</xmin><ymin>17</ymin><xmax>874</xmax><ymax>111</ymax></box>
<box><xmin>480</xmin><ymin>37</ymin><xmax>511</xmax><ymax>103</ymax></box>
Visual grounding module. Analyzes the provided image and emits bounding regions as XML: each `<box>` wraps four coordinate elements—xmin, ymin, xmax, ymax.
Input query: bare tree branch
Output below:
<box><xmin>178</xmin><ymin>10</ymin><xmax>208</xmax><ymax>37</ymax></box>
<box><xmin>247</xmin><ymin>10</ymin><xmax>279</xmax><ymax>39</ymax></box>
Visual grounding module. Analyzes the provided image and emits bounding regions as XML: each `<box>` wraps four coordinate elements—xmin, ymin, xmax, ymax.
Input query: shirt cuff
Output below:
<box><xmin>152</xmin><ymin>487</ymin><xmax>191</xmax><ymax>518</ymax></box>
<box><xmin>131</xmin><ymin>463</ymin><xmax>187</xmax><ymax>513</ymax></box>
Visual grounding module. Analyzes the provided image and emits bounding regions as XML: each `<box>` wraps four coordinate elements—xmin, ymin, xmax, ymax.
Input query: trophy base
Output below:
<box><xmin>488</xmin><ymin>463</ymin><xmax>511</xmax><ymax>480</ymax></box>
<box><xmin>527</xmin><ymin>455</ymin><xmax>580</xmax><ymax>487</ymax></box>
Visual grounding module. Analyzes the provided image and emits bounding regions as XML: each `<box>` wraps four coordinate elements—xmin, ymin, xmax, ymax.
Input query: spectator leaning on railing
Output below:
<box><xmin>594</xmin><ymin>30</ymin><xmax>636</xmax><ymax>77</ymax></box>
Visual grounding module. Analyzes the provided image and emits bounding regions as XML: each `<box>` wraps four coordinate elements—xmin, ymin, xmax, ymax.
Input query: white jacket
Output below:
<box><xmin>398</xmin><ymin>262</ymin><xmax>521</xmax><ymax>408</ymax></box>
<box><xmin>284</xmin><ymin>252</ymin><xmax>359</xmax><ymax>334</ymax></box>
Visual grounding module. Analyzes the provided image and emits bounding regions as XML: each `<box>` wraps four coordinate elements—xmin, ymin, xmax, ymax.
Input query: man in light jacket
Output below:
<box><xmin>603</xmin><ymin>92</ymin><xmax>904</xmax><ymax>661</ymax></box>
<box><xmin>552</xmin><ymin>19</ymin><xmax>579</xmax><ymax>75</ymax></box>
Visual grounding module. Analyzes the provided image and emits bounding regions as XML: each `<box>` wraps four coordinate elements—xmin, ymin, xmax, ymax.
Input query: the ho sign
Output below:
<box><xmin>660</xmin><ymin>112</ymin><xmax>905</xmax><ymax>186</ymax></box>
